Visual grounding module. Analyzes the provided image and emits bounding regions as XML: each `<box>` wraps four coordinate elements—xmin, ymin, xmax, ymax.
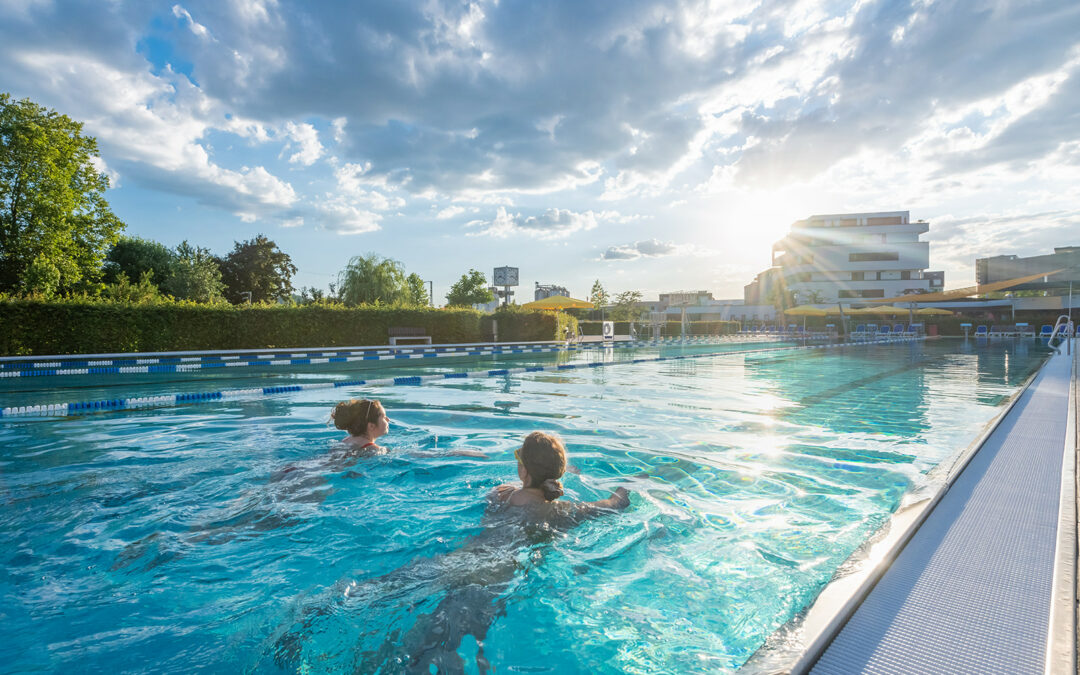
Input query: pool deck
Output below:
<box><xmin>793</xmin><ymin>343</ymin><xmax>1077</xmax><ymax>673</ymax></box>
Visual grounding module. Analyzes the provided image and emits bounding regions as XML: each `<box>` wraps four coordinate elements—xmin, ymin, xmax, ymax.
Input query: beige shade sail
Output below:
<box><xmin>784</xmin><ymin>305</ymin><xmax>828</xmax><ymax>317</ymax></box>
<box><xmin>875</xmin><ymin>270</ymin><xmax>1064</xmax><ymax>303</ymax></box>
<box><xmin>520</xmin><ymin>295</ymin><xmax>594</xmax><ymax>310</ymax></box>
<box><xmin>914</xmin><ymin>307</ymin><xmax>954</xmax><ymax>315</ymax></box>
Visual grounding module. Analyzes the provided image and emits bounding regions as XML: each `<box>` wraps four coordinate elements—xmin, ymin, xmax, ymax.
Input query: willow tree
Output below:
<box><xmin>0</xmin><ymin>93</ymin><xmax>124</xmax><ymax>294</ymax></box>
<box><xmin>337</xmin><ymin>253</ymin><xmax>412</xmax><ymax>305</ymax></box>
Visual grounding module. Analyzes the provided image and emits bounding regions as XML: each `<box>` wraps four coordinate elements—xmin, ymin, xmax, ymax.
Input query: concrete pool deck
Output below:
<box><xmin>772</xmin><ymin>341</ymin><xmax>1077</xmax><ymax>673</ymax></box>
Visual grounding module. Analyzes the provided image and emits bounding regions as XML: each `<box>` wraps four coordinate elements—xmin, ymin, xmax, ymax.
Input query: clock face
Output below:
<box><xmin>493</xmin><ymin>267</ymin><xmax>519</xmax><ymax>286</ymax></box>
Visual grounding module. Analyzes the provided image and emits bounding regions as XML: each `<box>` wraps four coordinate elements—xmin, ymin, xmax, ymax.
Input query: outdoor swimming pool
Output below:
<box><xmin>0</xmin><ymin>338</ymin><xmax>1052</xmax><ymax>673</ymax></box>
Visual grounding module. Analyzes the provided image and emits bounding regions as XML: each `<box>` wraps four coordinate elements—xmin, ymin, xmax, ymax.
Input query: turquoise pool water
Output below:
<box><xmin>0</xmin><ymin>338</ymin><xmax>1050</xmax><ymax>673</ymax></box>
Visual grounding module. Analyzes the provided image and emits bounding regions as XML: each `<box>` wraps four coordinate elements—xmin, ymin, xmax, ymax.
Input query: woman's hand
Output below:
<box><xmin>610</xmin><ymin>487</ymin><xmax>630</xmax><ymax>509</ymax></box>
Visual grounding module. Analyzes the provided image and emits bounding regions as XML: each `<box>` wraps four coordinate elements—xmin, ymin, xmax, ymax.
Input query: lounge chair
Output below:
<box><xmin>1040</xmin><ymin>325</ymin><xmax>1053</xmax><ymax>338</ymax></box>
<box><xmin>1015</xmin><ymin>323</ymin><xmax>1034</xmax><ymax>338</ymax></box>
<box><xmin>904</xmin><ymin>324</ymin><xmax>916</xmax><ymax>336</ymax></box>
<box><xmin>989</xmin><ymin>325</ymin><xmax>1005</xmax><ymax>337</ymax></box>
<box><xmin>975</xmin><ymin>325</ymin><xmax>988</xmax><ymax>337</ymax></box>
<box><xmin>878</xmin><ymin>325</ymin><xmax>891</xmax><ymax>336</ymax></box>
<box><xmin>893</xmin><ymin>323</ymin><xmax>903</xmax><ymax>334</ymax></box>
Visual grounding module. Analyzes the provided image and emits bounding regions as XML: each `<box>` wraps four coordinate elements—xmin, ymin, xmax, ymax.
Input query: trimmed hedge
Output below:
<box><xmin>0</xmin><ymin>301</ymin><xmax>564</xmax><ymax>355</ymax></box>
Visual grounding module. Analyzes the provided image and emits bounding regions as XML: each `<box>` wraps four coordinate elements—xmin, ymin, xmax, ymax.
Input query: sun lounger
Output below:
<box><xmin>878</xmin><ymin>325</ymin><xmax>891</xmax><ymax>336</ymax></box>
<box><xmin>1040</xmin><ymin>325</ymin><xmax>1053</xmax><ymax>337</ymax></box>
<box><xmin>988</xmin><ymin>325</ymin><xmax>1005</xmax><ymax>337</ymax></box>
<box><xmin>975</xmin><ymin>325</ymin><xmax>988</xmax><ymax>337</ymax></box>
<box><xmin>893</xmin><ymin>323</ymin><xmax>903</xmax><ymax>334</ymax></box>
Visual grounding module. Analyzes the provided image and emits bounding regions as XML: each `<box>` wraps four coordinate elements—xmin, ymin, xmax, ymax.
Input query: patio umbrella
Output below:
<box><xmin>861</xmin><ymin>305</ymin><xmax>910</xmax><ymax>315</ymax></box>
<box><xmin>521</xmin><ymin>295</ymin><xmax>594</xmax><ymax>310</ymax></box>
<box><xmin>915</xmin><ymin>307</ymin><xmax>954</xmax><ymax>315</ymax></box>
<box><xmin>784</xmin><ymin>305</ymin><xmax>827</xmax><ymax>330</ymax></box>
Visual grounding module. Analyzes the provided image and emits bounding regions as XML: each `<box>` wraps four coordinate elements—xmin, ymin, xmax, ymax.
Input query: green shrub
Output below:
<box><xmin>577</xmin><ymin>320</ymin><xmax>738</xmax><ymax>336</ymax></box>
<box><xmin>0</xmin><ymin>299</ymin><xmax>565</xmax><ymax>355</ymax></box>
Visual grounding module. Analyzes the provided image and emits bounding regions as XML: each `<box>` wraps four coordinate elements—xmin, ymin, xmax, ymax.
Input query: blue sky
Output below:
<box><xmin>2</xmin><ymin>0</ymin><xmax>1078</xmax><ymax>302</ymax></box>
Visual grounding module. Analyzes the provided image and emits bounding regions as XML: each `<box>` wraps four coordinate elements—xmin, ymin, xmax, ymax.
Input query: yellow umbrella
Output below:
<box><xmin>915</xmin><ymin>307</ymin><xmax>953</xmax><ymax>316</ymax></box>
<box><xmin>521</xmin><ymin>295</ymin><xmax>594</xmax><ymax>310</ymax></box>
<box><xmin>861</xmin><ymin>305</ymin><xmax>910</xmax><ymax>315</ymax></box>
<box><xmin>784</xmin><ymin>305</ymin><xmax>828</xmax><ymax>316</ymax></box>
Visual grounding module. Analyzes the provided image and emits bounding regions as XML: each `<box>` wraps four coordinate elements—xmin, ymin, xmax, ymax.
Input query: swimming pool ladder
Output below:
<box><xmin>1047</xmin><ymin>314</ymin><xmax>1073</xmax><ymax>354</ymax></box>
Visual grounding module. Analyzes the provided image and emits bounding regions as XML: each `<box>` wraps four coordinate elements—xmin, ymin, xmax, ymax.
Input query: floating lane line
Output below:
<box><xmin>0</xmin><ymin>336</ymin><xmax>780</xmax><ymax>379</ymax></box>
<box><xmin>0</xmin><ymin>336</ymin><xmax>917</xmax><ymax>419</ymax></box>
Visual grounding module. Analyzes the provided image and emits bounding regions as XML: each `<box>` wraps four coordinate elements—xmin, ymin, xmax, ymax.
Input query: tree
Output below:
<box><xmin>337</xmin><ymin>253</ymin><xmax>411</xmax><ymax>305</ymax></box>
<box><xmin>802</xmin><ymin>289</ymin><xmax>826</xmax><ymax>304</ymax></box>
<box><xmin>446</xmin><ymin>269</ymin><xmax>494</xmax><ymax>307</ymax></box>
<box><xmin>405</xmin><ymin>272</ymin><xmax>429</xmax><ymax>306</ymax></box>
<box><xmin>217</xmin><ymin>234</ymin><xmax>297</xmax><ymax>303</ymax></box>
<box><xmin>0</xmin><ymin>93</ymin><xmax>125</xmax><ymax>294</ymax></box>
<box><xmin>611</xmin><ymin>290</ymin><xmax>643</xmax><ymax>321</ymax></box>
<box><xmin>589</xmin><ymin>279</ymin><xmax>608</xmax><ymax>309</ymax></box>
<box><xmin>104</xmin><ymin>236</ymin><xmax>174</xmax><ymax>292</ymax></box>
<box><xmin>163</xmin><ymin>240</ymin><xmax>225</xmax><ymax>303</ymax></box>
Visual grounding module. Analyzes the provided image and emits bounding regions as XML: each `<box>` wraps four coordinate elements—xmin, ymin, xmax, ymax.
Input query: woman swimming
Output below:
<box><xmin>332</xmin><ymin>397</ymin><xmax>488</xmax><ymax>458</ymax></box>
<box><xmin>332</xmin><ymin>398</ymin><xmax>390</xmax><ymax>452</ymax></box>
<box><xmin>271</xmin><ymin>431</ymin><xmax>629</xmax><ymax>673</ymax></box>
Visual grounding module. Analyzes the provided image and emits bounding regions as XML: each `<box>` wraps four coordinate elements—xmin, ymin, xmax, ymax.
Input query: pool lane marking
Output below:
<box><xmin>0</xmin><ymin>337</ymin><xmax>919</xmax><ymax>419</ymax></box>
<box><xmin>0</xmin><ymin>336</ymin><xmax>745</xmax><ymax>379</ymax></box>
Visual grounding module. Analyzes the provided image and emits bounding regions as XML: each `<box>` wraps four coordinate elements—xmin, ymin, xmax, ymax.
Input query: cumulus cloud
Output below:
<box><xmin>600</xmin><ymin>238</ymin><xmax>684</xmax><ymax>261</ymax></box>
<box><xmin>467</xmin><ymin>207</ymin><xmax>599</xmax><ymax>239</ymax></box>
<box><xmin>436</xmin><ymin>205</ymin><xmax>465</xmax><ymax>219</ymax></box>
<box><xmin>281</xmin><ymin>121</ymin><xmax>324</xmax><ymax>166</ymax></box>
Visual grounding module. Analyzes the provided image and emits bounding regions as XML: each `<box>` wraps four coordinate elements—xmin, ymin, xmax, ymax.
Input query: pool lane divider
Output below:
<box><xmin>0</xmin><ymin>336</ymin><xmax>742</xmax><ymax>379</ymax></box>
<box><xmin>0</xmin><ymin>336</ymin><xmax>919</xmax><ymax>419</ymax></box>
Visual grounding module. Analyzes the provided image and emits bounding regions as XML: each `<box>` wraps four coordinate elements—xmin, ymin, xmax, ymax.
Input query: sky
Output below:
<box><xmin>1</xmin><ymin>0</ymin><xmax>1078</xmax><ymax>303</ymax></box>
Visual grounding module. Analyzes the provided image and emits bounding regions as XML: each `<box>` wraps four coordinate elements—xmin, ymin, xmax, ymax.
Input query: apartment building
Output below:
<box><xmin>768</xmin><ymin>211</ymin><xmax>944</xmax><ymax>303</ymax></box>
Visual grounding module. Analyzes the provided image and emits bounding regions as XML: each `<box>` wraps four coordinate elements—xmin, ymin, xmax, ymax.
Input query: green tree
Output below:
<box><xmin>801</xmin><ymin>289</ymin><xmax>826</xmax><ymax>304</ymax></box>
<box><xmin>163</xmin><ymin>240</ymin><xmax>225</xmax><ymax>303</ymax></box>
<box><xmin>217</xmin><ymin>234</ymin><xmax>297</xmax><ymax>303</ymax></box>
<box><xmin>589</xmin><ymin>279</ymin><xmax>608</xmax><ymax>309</ymax></box>
<box><xmin>100</xmin><ymin>270</ymin><xmax>166</xmax><ymax>304</ymax></box>
<box><xmin>0</xmin><ymin>93</ymin><xmax>125</xmax><ymax>293</ymax></box>
<box><xmin>104</xmin><ymin>236</ymin><xmax>174</xmax><ymax>291</ymax></box>
<box><xmin>611</xmin><ymin>290</ymin><xmax>643</xmax><ymax>321</ymax></box>
<box><xmin>446</xmin><ymin>269</ymin><xmax>494</xmax><ymax>307</ymax></box>
<box><xmin>405</xmin><ymin>272</ymin><xmax>429</xmax><ymax>306</ymax></box>
<box><xmin>337</xmin><ymin>253</ymin><xmax>410</xmax><ymax>305</ymax></box>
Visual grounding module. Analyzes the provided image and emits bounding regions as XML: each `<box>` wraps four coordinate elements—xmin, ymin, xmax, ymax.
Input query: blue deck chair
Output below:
<box><xmin>854</xmin><ymin>324</ymin><xmax>866</xmax><ymax>335</ymax></box>
<box><xmin>878</xmin><ymin>325</ymin><xmax>891</xmax><ymax>336</ymax></box>
<box><xmin>893</xmin><ymin>323</ymin><xmax>904</xmax><ymax>334</ymax></box>
<box><xmin>904</xmin><ymin>324</ymin><xmax>916</xmax><ymax>336</ymax></box>
<box><xmin>974</xmin><ymin>325</ymin><xmax>988</xmax><ymax>337</ymax></box>
<box><xmin>1040</xmin><ymin>325</ymin><xmax>1053</xmax><ymax>337</ymax></box>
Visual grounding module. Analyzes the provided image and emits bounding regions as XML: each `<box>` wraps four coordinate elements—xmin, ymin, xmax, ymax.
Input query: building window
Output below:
<box><xmin>900</xmin><ymin>271</ymin><xmax>911</xmax><ymax>280</ymax></box>
<box><xmin>849</xmin><ymin>252</ymin><xmax>899</xmax><ymax>262</ymax></box>
<box><xmin>838</xmin><ymin>289</ymin><xmax>886</xmax><ymax>298</ymax></box>
<box><xmin>851</xmin><ymin>271</ymin><xmax>864</xmax><ymax>281</ymax></box>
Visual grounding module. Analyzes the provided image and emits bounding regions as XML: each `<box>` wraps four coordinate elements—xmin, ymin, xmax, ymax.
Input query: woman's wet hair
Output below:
<box><xmin>331</xmin><ymin>399</ymin><xmax>383</xmax><ymax>437</ymax></box>
<box><xmin>518</xmin><ymin>431</ymin><xmax>567</xmax><ymax>501</ymax></box>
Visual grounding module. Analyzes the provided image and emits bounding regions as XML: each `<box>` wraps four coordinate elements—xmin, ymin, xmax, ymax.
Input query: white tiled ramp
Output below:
<box><xmin>810</xmin><ymin>351</ymin><xmax>1074</xmax><ymax>674</ymax></box>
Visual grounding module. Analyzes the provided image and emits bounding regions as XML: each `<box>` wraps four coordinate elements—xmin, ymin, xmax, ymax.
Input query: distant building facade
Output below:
<box><xmin>534</xmin><ymin>282</ymin><xmax>570</xmax><ymax>301</ymax></box>
<box><xmin>762</xmin><ymin>211</ymin><xmax>943</xmax><ymax>303</ymax></box>
<box><xmin>975</xmin><ymin>246</ymin><xmax>1080</xmax><ymax>287</ymax></box>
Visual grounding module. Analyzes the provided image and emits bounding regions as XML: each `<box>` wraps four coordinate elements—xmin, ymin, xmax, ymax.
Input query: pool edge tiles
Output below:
<box><xmin>738</xmin><ymin>346</ymin><xmax>1067</xmax><ymax>674</ymax></box>
<box><xmin>0</xmin><ymin>337</ymin><xmax>920</xmax><ymax>419</ymax></box>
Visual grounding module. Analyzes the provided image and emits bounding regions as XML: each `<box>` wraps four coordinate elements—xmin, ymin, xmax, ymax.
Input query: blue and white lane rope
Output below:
<box><xmin>0</xmin><ymin>336</ymin><xmax>918</xmax><ymax>419</ymax></box>
<box><xmin>0</xmin><ymin>335</ymin><xmax>737</xmax><ymax>370</ymax></box>
<box><xmin>0</xmin><ymin>336</ymin><xmax>786</xmax><ymax>379</ymax></box>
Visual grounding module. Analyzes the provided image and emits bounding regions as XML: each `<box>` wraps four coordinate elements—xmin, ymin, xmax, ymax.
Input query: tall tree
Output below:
<box><xmin>164</xmin><ymin>240</ymin><xmax>225</xmax><ymax>303</ymax></box>
<box><xmin>589</xmin><ymin>279</ymin><xmax>608</xmax><ymax>309</ymax></box>
<box><xmin>405</xmin><ymin>272</ymin><xmax>429</xmax><ymax>306</ymax></box>
<box><xmin>337</xmin><ymin>253</ymin><xmax>410</xmax><ymax>305</ymax></box>
<box><xmin>446</xmin><ymin>269</ymin><xmax>494</xmax><ymax>307</ymax></box>
<box><xmin>104</xmin><ymin>236</ymin><xmax>174</xmax><ymax>291</ymax></box>
<box><xmin>0</xmin><ymin>93</ymin><xmax>124</xmax><ymax>293</ymax></box>
<box><xmin>611</xmin><ymin>290</ymin><xmax>643</xmax><ymax>321</ymax></box>
<box><xmin>217</xmin><ymin>234</ymin><xmax>297</xmax><ymax>303</ymax></box>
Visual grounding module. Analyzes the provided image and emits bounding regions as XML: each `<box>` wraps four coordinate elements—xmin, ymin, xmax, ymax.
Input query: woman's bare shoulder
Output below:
<box><xmin>488</xmin><ymin>483</ymin><xmax>517</xmax><ymax>503</ymax></box>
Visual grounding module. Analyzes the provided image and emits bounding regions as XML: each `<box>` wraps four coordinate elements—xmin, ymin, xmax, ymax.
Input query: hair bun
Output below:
<box><xmin>540</xmin><ymin>478</ymin><xmax>564</xmax><ymax>501</ymax></box>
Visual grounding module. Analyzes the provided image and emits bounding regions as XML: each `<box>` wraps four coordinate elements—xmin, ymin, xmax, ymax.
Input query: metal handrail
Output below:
<box><xmin>1047</xmin><ymin>314</ymin><xmax>1071</xmax><ymax>352</ymax></box>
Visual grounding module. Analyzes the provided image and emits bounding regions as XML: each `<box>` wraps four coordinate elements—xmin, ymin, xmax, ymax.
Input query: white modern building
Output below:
<box><xmin>769</xmin><ymin>211</ymin><xmax>944</xmax><ymax>303</ymax></box>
